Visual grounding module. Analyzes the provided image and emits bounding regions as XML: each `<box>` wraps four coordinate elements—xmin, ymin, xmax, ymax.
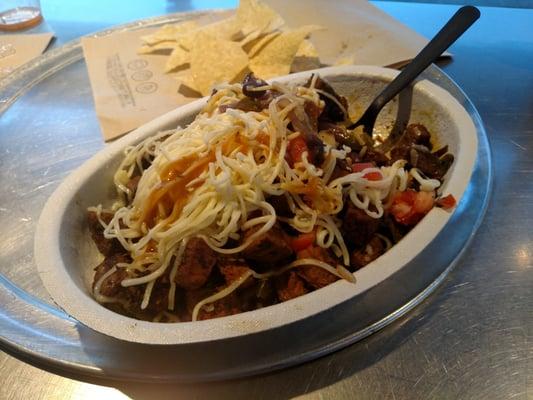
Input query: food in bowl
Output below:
<box><xmin>87</xmin><ymin>73</ymin><xmax>456</xmax><ymax>323</ymax></box>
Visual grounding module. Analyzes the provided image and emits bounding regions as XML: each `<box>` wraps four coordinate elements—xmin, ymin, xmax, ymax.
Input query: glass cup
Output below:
<box><xmin>0</xmin><ymin>0</ymin><xmax>42</xmax><ymax>31</ymax></box>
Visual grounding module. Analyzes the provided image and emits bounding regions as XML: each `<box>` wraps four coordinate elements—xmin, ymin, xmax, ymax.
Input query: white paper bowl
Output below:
<box><xmin>35</xmin><ymin>65</ymin><xmax>477</xmax><ymax>344</ymax></box>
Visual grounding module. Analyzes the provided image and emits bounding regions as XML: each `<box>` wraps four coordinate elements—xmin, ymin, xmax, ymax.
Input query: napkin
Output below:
<box><xmin>82</xmin><ymin>0</ymin><xmax>449</xmax><ymax>142</ymax></box>
<box><xmin>0</xmin><ymin>33</ymin><xmax>54</xmax><ymax>79</ymax></box>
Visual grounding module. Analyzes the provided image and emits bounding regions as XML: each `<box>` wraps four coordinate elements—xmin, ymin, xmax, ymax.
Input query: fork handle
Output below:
<box><xmin>363</xmin><ymin>6</ymin><xmax>480</xmax><ymax>121</ymax></box>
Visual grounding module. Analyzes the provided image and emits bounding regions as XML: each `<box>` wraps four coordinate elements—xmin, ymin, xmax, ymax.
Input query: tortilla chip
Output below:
<box><xmin>291</xmin><ymin>56</ymin><xmax>321</xmax><ymax>73</ymax></box>
<box><xmin>234</xmin><ymin>0</ymin><xmax>284</xmax><ymax>39</ymax></box>
<box><xmin>165</xmin><ymin>46</ymin><xmax>191</xmax><ymax>72</ymax></box>
<box><xmin>246</xmin><ymin>31</ymin><xmax>281</xmax><ymax>58</ymax></box>
<box><xmin>334</xmin><ymin>55</ymin><xmax>355</xmax><ymax>66</ymax></box>
<box><xmin>249</xmin><ymin>25</ymin><xmax>322</xmax><ymax>79</ymax></box>
<box><xmin>136</xmin><ymin>0</ymin><xmax>325</xmax><ymax>95</ymax></box>
<box><xmin>190</xmin><ymin>32</ymin><xmax>249</xmax><ymax>96</ymax></box>
<box><xmin>175</xmin><ymin>17</ymin><xmax>239</xmax><ymax>51</ymax></box>
<box><xmin>140</xmin><ymin>21</ymin><xmax>199</xmax><ymax>45</ymax></box>
<box><xmin>138</xmin><ymin>41</ymin><xmax>179</xmax><ymax>55</ymax></box>
<box><xmin>177</xmin><ymin>73</ymin><xmax>200</xmax><ymax>93</ymax></box>
<box><xmin>238</xmin><ymin>29</ymin><xmax>264</xmax><ymax>48</ymax></box>
<box><xmin>290</xmin><ymin>40</ymin><xmax>321</xmax><ymax>72</ymax></box>
<box><xmin>295</xmin><ymin>40</ymin><xmax>319</xmax><ymax>58</ymax></box>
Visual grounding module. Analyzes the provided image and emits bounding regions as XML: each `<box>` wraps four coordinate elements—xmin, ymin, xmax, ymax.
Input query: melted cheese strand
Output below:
<box><xmin>192</xmin><ymin>271</ymin><xmax>254</xmax><ymax>322</ymax></box>
<box><xmin>93</xmin><ymin>266</ymin><xmax>119</xmax><ymax>303</ymax></box>
<box><xmin>167</xmin><ymin>238</ymin><xmax>188</xmax><ymax>310</ymax></box>
<box><xmin>286</xmin><ymin>258</ymin><xmax>355</xmax><ymax>283</ymax></box>
<box><xmin>411</xmin><ymin>168</ymin><xmax>441</xmax><ymax>191</ymax></box>
<box><xmin>141</xmin><ymin>280</ymin><xmax>155</xmax><ymax>310</ymax></box>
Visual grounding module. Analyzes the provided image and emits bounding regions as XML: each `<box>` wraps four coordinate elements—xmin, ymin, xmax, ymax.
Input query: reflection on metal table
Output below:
<box><xmin>0</xmin><ymin>1</ymin><xmax>532</xmax><ymax>399</ymax></box>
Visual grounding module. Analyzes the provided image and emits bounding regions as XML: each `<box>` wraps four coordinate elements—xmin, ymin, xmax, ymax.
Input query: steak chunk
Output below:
<box><xmin>350</xmin><ymin>236</ymin><xmax>386</xmax><ymax>270</ymax></box>
<box><xmin>306</xmin><ymin>75</ymin><xmax>348</xmax><ymax>122</ymax></box>
<box><xmin>241</xmin><ymin>223</ymin><xmax>294</xmax><ymax>269</ymax></box>
<box><xmin>329</xmin><ymin>159</ymin><xmax>352</xmax><ymax>182</ymax></box>
<box><xmin>269</xmin><ymin>194</ymin><xmax>292</xmax><ymax>217</ymax></box>
<box><xmin>240</xmin><ymin>73</ymin><xmax>281</xmax><ymax>110</ymax></box>
<box><xmin>175</xmin><ymin>238</ymin><xmax>216</xmax><ymax>290</ymax></box>
<box><xmin>319</xmin><ymin>121</ymin><xmax>359</xmax><ymax>150</ymax></box>
<box><xmin>183</xmin><ymin>288</ymin><xmax>212</xmax><ymax>321</ymax></box>
<box><xmin>276</xmin><ymin>271</ymin><xmax>308</xmax><ymax>301</ymax></box>
<box><xmin>242</xmin><ymin>73</ymin><xmax>268</xmax><ymax>98</ymax></box>
<box><xmin>287</xmin><ymin>103</ymin><xmax>325</xmax><ymax>165</ymax></box>
<box><xmin>217</xmin><ymin>256</ymin><xmax>254</xmax><ymax>288</ymax></box>
<box><xmin>296</xmin><ymin>246</ymin><xmax>338</xmax><ymax>289</ymax></box>
<box><xmin>87</xmin><ymin>211</ymin><xmax>123</xmax><ymax>256</ymax></box>
<box><xmin>358</xmin><ymin>148</ymin><xmax>390</xmax><ymax>166</ymax></box>
<box><xmin>93</xmin><ymin>253</ymin><xmax>130</xmax><ymax>297</ymax></box>
<box><xmin>342</xmin><ymin>202</ymin><xmax>380</xmax><ymax>249</ymax></box>
<box><xmin>125</xmin><ymin>175</ymin><xmax>141</xmax><ymax>199</ymax></box>
<box><xmin>198</xmin><ymin>292</ymin><xmax>242</xmax><ymax>321</ymax></box>
<box><xmin>409</xmin><ymin>146</ymin><xmax>454</xmax><ymax>180</ymax></box>
<box><xmin>184</xmin><ymin>289</ymin><xmax>242</xmax><ymax>321</ymax></box>
<box><xmin>145</xmin><ymin>280</ymin><xmax>173</xmax><ymax>314</ymax></box>
<box><xmin>403</xmin><ymin>124</ymin><xmax>432</xmax><ymax>148</ymax></box>
<box><xmin>390</xmin><ymin>123</ymin><xmax>432</xmax><ymax>162</ymax></box>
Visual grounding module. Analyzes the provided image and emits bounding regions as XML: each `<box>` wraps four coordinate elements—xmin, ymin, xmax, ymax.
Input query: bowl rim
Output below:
<box><xmin>34</xmin><ymin>65</ymin><xmax>478</xmax><ymax>344</ymax></box>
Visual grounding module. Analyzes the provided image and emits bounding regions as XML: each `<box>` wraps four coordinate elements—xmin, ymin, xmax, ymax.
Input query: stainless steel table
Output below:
<box><xmin>1</xmin><ymin>1</ymin><xmax>531</xmax><ymax>399</ymax></box>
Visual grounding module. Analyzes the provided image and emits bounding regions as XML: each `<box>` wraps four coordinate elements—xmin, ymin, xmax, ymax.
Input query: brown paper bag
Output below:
<box><xmin>0</xmin><ymin>33</ymin><xmax>54</xmax><ymax>79</ymax></box>
<box><xmin>265</xmin><ymin>0</ymin><xmax>444</xmax><ymax>68</ymax></box>
<box><xmin>81</xmin><ymin>12</ymin><xmax>233</xmax><ymax>141</ymax></box>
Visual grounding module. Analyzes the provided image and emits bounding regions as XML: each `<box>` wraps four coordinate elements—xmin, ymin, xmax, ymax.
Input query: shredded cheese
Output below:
<box><xmin>192</xmin><ymin>271</ymin><xmax>254</xmax><ymax>321</ymax></box>
<box><xmin>91</xmin><ymin>80</ymin><xmax>419</xmax><ymax>315</ymax></box>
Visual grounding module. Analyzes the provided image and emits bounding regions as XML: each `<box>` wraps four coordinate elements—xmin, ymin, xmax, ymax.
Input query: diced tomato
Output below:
<box><xmin>390</xmin><ymin>189</ymin><xmax>435</xmax><ymax>225</ymax></box>
<box><xmin>291</xmin><ymin>231</ymin><xmax>315</xmax><ymax>252</ymax></box>
<box><xmin>363</xmin><ymin>171</ymin><xmax>382</xmax><ymax>181</ymax></box>
<box><xmin>436</xmin><ymin>194</ymin><xmax>457</xmax><ymax>210</ymax></box>
<box><xmin>352</xmin><ymin>162</ymin><xmax>381</xmax><ymax>180</ymax></box>
<box><xmin>351</xmin><ymin>162</ymin><xmax>375</xmax><ymax>173</ymax></box>
<box><xmin>390</xmin><ymin>190</ymin><xmax>416</xmax><ymax>221</ymax></box>
<box><xmin>413</xmin><ymin>191</ymin><xmax>435</xmax><ymax>214</ymax></box>
<box><xmin>287</xmin><ymin>135</ymin><xmax>309</xmax><ymax>166</ymax></box>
